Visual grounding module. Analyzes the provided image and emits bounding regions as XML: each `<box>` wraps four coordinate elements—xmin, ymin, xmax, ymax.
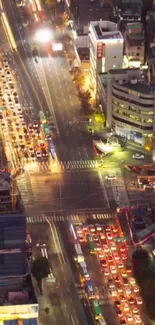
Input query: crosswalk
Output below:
<box><xmin>26</xmin><ymin>212</ymin><xmax>114</xmax><ymax>223</ymax></box>
<box><xmin>23</xmin><ymin>160</ymin><xmax>99</xmax><ymax>173</ymax></box>
<box><xmin>104</xmin><ymin>168</ymin><xmax>130</xmax><ymax>209</ymax></box>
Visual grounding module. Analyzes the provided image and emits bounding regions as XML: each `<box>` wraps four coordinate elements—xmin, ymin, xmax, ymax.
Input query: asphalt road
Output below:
<box><xmin>18</xmin><ymin>170</ymin><xmax>110</xmax><ymax>216</ymax></box>
<box><xmin>29</xmin><ymin>223</ymin><xmax>87</xmax><ymax>325</ymax></box>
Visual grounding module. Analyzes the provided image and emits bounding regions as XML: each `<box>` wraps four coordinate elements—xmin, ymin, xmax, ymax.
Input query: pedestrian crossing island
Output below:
<box><xmin>27</xmin><ymin>212</ymin><xmax>114</xmax><ymax>224</ymax></box>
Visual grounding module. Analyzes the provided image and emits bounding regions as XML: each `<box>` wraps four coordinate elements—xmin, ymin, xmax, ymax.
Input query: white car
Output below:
<box><xmin>36</xmin><ymin>151</ymin><xmax>42</xmax><ymax>158</ymax></box>
<box><xmin>132</xmin><ymin>153</ymin><xmax>144</xmax><ymax>159</ymax></box>
<box><xmin>105</xmin><ymin>175</ymin><xmax>116</xmax><ymax>180</ymax></box>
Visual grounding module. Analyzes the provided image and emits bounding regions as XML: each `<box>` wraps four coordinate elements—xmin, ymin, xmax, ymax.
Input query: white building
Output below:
<box><xmin>89</xmin><ymin>20</ymin><xmax>124</xmax><ymax>85</ymax></box>
<box><xmin>106</xmin><ymin>69</ymin><xmax>155</xmax><ymax>145</ymax></box>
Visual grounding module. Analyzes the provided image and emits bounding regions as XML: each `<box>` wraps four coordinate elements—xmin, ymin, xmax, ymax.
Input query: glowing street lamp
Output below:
<box><xmin>34</xmin><ymin>28</ymin><xmax>52</xmax><ymax>43</ymax></box>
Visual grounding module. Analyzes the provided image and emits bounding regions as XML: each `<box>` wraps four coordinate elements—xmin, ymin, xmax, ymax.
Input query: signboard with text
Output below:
<box><xmin>97</xmin><ymin>42</ymin><xmax>104</xmax><ymax>60</ymax></box>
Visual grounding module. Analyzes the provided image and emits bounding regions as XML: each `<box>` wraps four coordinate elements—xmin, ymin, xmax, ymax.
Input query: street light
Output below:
<box><xmin>34</xmin><ymin>28</ymin><xmax>52</xmax><ymax>43</ymax></box>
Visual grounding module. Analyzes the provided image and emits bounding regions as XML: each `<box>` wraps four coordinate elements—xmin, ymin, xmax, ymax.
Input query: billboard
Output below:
<box><xmin>0</xmin><ymin>304</ymin><xmax>38</xmax><ymax>318</ymax></box>
<box><xmin>97</xmin><ymin>42</ymin><xmax>104</xmax><ymax>60</ymax></box>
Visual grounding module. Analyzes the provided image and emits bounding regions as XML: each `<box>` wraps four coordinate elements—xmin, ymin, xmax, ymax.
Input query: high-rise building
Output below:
<box><xmin>89</xmin><ymin>20</ymin><xmax>124</xmax><ymax>85</ymax></box>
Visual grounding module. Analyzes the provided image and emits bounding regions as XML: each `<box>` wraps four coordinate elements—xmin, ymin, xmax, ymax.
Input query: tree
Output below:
<box><xmin>31</xmin><ymin>257</ymin><xmax>50</xmax><ymax>293</ymax></box>
<box><xmin>132</xmin><ymin>248</ymin><xmax>150</xmax><ymax>284</ymax></box>
<box><xmin>132</xmin><ymin>248</ymin><xmax>155</xmax><ymax>320</ymax></box>
<box><xmin>44</xmin><ymin>307</ymin><xmax>50</xmax><ymax>314</ymax></box>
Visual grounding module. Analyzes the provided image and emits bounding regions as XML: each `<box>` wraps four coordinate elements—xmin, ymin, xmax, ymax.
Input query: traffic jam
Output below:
<box><xmin>0</xmin><ymin>54</ymin><xmax>54</xmax><ymax>167</ymax></box>
<box><xmin>72</xmin><ymin>223</ymin><xmax>144</xmax><ymax>325</ymax></box>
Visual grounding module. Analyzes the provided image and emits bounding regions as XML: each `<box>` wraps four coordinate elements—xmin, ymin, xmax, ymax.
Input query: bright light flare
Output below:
<box><xmin>52</xmin><ymin>43</ymin><xmax>63</xmax><ymax>51</ymax></box>
<box><xmin>35</xmin><ymin>28</ymin><xmax>52</xmax><ymax>43</ymax></box>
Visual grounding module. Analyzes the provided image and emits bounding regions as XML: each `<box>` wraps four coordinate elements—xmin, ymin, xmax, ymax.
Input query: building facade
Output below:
<box><xmin>124</xmin><ymin>22</ymin><xmax>145</xmax><ymax>68</ymax></box>
<box><xmin>97</xmin><ymin>68</ymin><xmax>155</xmax><ymax>145</ymax></box>
<box><xmin>89</xmin><ymin>20</ymin><xmax>124</xmax><ymax>86</ymax></box>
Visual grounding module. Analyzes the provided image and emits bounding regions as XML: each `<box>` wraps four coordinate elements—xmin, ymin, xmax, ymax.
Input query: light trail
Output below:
<box><xmin>0</xmin><ymin>0</ymin><xmax>17</xmax><ymax>51</ymax></box>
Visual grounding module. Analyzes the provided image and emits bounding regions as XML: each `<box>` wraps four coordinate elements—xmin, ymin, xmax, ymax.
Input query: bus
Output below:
<box><xmin>91</xmin><ymin>300</ymin><xmax>102</xmax><ymax>319</ymax></box>
<box><xmin>74</xmin><ymin>243</ymin><xmax>84</xmax><ymax>262</ymax></box>
<box><xmin>97</xmin><ymin>319</ymin><xmax>107</xmax><ymax>325</ymax></box>
<box><xmin>87</xmin><ymin>236</ymin><xmax>96</xmax><ymax>254</ymax></box>
<box><xmin>85</xmin><ymin>279</ymin><xmax>94</xmax><ymax>298</ymax></box>
<box><xmin>80</xmin><ymin>261</ymin><xmax>89</xmax><ymax>279</ymax></box>
<box><xmin>74</xmin><ymin>243</ymin><xmax>83</xmax><ymax>256</ymax></box>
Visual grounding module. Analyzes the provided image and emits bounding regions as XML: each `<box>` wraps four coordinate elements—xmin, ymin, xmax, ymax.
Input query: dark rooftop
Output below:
<box><xmin>109</xmin><ymin>68</ymin><xmax>140</xmax><ymax>75</ymax></box>
<box><xmin>0</xmin><ymin>251</ymin><xmax>28</xmax><ymax>277</ymax></box>
<box><xmin>70</xmin><ymin>0</ymin><xmax>106</xmax><ymax>33</ymax></box>
<box><xmin>125</xmin><ymin>33</ymin><xmax>144</xmax><ymax>46</ymax></box>
<box><xmin>122</xmin><ymin>81</ymin><xmax>154</xmax><ymax>95</ymax></box>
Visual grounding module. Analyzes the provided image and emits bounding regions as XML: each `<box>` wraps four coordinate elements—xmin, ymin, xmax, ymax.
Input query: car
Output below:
<box><xmin>123</xmin><ymin>303</ymin><xmax>129</xmax><ymax>312</ymax></box>
<box><xmin>121</xmin><ymin>253</ymin><xmax>127</xmax><ymax>260</ymax></box>
<box><xmin>96</xmin><ymin>243</ymin><xmax>102</xmax><ymax>251</ymax></box>
<box><xmin>129</xmin><ymin>277</ymin><xmax>136</xmax><ymax>285</ymax></box>
<box><xmin>105</xmin><ymin>225</ymin><xmax>111</xmax><ymax>232</ymax></box>
<box><xmin>129</xmin><ymin>297</ymin><xmax>136</xmax><ymax>305</ymax></box>
<box><xmin>132</xmin><ymin>153</ymin><xmax>144</xmax><ymax>159</ymax></box>
<box><xmin>103</xmin><ymin>245</ymin><xmax>109</xmax><ymax>253</ymax></box>
<box><xmin>79</xmin><ymin>236</ymin><xmax>84</xmax><ymax>243</ymax></box>
<box><xmin>125</xmin><ymin>287</ymin><xmax>131</xmax><ymax>295</ymax></box>
<box><xmin>134</xmin><ymin>315</ymin><xmax>142</xmax><ymax>324</ymax></box>
<box><xmin>114</xmin><ymin>276</ymin><xmax>121</xmax><ymax>284</ymax></box>
<box><xmin>133</xmin><ymin>286</ymin><xmax>139</xmax><ymax>293</ymax></box>
<box><xmin>100</xmin><ymin>233</ymin><xmax>105</xmax><ymax>240</ymax></box>
<box><xmin>107</xmin><ymin>255</ymin><xmax>113</xmax><ymax>263</ymax></box>
<box><xmin>30</xmin><ymin>153</ymin><xmax>35</xmax><ymax>160</ymax></box>
<box><xmin>105</xmin><ymin>175</ymin><xmax>116</xmax><ymax>180</ymax></box>
<box><xmin>120</xmin><ymin>295</ymin><xmax>126</xmax><ymax>303</ymax></box>
<box><xmin>100</xmin><ymin>259</ymin><xmax>107</xmax><ymax>268</ymax></box>
<box><xmin>126</xmin><ymin>314</ymin><xmax>133</xmax><ymax>322</ymax></box>
<box><xmin>120</xmin><ymin>244</ymin><xmax>126</xmax><ymax>252</ymax></box>
<box><xmin>113</xmin><ymin>253</ymin><xmax>120</xmax><ymax>261</ymax></box>
<box><xmin>24</xmin><ymin>152</ymin><xmax>29</xmax><ymax>159</ymax></box>
<box><xmin>115</xmin><ymin>300</ymin><xmax>120</xmax><ymax>307</ymax></box>
<box><xmin>76</xmin><ymin>227</ymin><xmax>83</xmax><ymax>235</ymax></box>
<box><xmin>117</xmin><ymin>284</ymin><xmax>123</xmax><ymax>293</ymax></box>
<box><xmin>121</xmin><ymin>269</ymin><xmax>127</xmax><ymax>277</ymax></box>
<box><xmin>20</xmin><ymin>144</ymin><xmax>25</xmax><ymax>151</ymax></box>
<box><xmin>110</xmin><ymin>265</ymin><xmax>116</xmax><ymax>274</ymax></box>
<box><xmin>36</xmin><ymin>151</ymin><xmax>42</xmax><ymax>158</ymax></box>
<box><xmin>96</xmin><ymin>224</ymin><xmax>102</xmax><ymax>232</ymax></box>
<box><xmin>33</xmin><ymin>120</ymin><xmax>39</xmax><ymax>128</ymax></box>
<box><xmin>118</xmin><ymin>262</ymin><xmax>124</xmax><ymax>269</ymax></box>
<box><xmin>104</xmin><ymin>268</ymin><xmax>109</xmax><ymax>276</ymax></box>
<box><xmin>98</xmin><ymin>252</ymin><xmax>104</xmax><ymax>259</ymax></box>
<box><xmin>111</xmin><ymin>243</ymin><xmax>117</xmax><ymax>251</ymax></box>
<box><xmin>116</xmin><ymin>309</ymin><xmax>123</xmax><ymax>318</ymax></box>
<box><xmin>120</xmin><ymin>320</ymin><xmax>127</xmax><ymax>325</ymax></box>
<box><xmin>92</xmin><ymin>235</ymin><xmax>99</xmax><ymax>243</ymax></box>
<box><xmin>107</xmin><ymin>232</ymin><xmax>113</xmax><ymax>240</ymax></box>
<box><xmin>112</xmin><ymin>226</ymin><xmax>118</xmax><ymax>234</ymax></box>
<box><xmin>133</xmin><ymin>306</ymin><xmax>139</xmax><ymax>314</ymax></box>
<box><xmin>136</xmin><ymin>297</ymin><xmax>143</xmax><ymax>305</ymax></box>
<box><xmin>42</xmin><ymin>149</ymin><xmax>48</xmax><ymax>157</ymax></box>
<box><xmin>89</xmin><ymin>225</ymin><xmax>95</xmax><ymax>233</ymax></box>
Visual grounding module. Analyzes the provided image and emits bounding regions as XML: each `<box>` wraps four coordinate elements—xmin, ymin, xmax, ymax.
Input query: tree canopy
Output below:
<box><xmin>132</xmin><ymin>248</ymin><xmax>155</xmax><ymax>320</ymax></box>
<box><xmin>31</xmin><ymin>256</ymin><xmax>50</xmax><ymax>282</ymax></box>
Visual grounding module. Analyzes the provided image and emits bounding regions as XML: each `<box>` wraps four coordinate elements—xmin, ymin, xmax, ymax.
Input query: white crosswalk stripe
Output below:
<box><xmin>23</xmin><ymin>160</ymin><xmax>99</xmax><ymax>173</ymax></box>
<box><xmin>27</xmin><ymin>213</ymin><xmax>114</xmax><ymax>223</ymax></box>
